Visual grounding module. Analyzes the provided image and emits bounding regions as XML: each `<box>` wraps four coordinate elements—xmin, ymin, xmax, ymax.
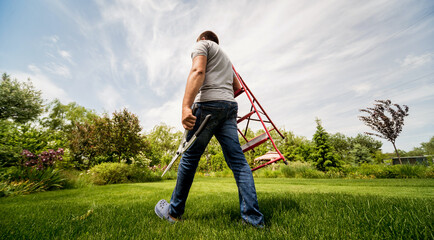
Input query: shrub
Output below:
<box><xmin>89</xmin><ymin>162</ymin><xmax>160</xmax><ymax>185</ymax></box>
<box><xmin>1</xmin><ymin>167</ymin><xmax>66</xmax><ymax>197</ymax></box>
<box><xmin>386</xmin><ymin>164</ymin><xmax>427</xmax><ymax>178</ymax></box>
<box><xmin>300</xmin><ymin>168</ymin><xmax>325</xmax><ymax>178</ymax></box>
<box><xmin>262</xmin><ymin>169</ymin><xmax>280</xmax><ymax>178</ymax></box>
<box><xmin>61</xmin><ymin>169</ymin><xmax>93</xmax><ymax>189</ymax></box>
<box><xmin>211</xmin><ymin>169</ymin><xmax>233</xmax><ymax>178</ymax></box>
<box><xmin>348</xmin><ymin>164</ymin><xmax>431</xmax><ymax>179</ymax></box>
<box><xmin>281</xmin><ymin>165</ymin><xmax>296</xmax><ymax>178</ymax></box>
<box><xmin>351</xmin><ymin>164</ymin><xmax>386</xmax><ymax>178</ymax></box>
<box><xmin>280</xmin><ymin>161</ymin><xmax>324</xmax><ymax>178</ymax></box>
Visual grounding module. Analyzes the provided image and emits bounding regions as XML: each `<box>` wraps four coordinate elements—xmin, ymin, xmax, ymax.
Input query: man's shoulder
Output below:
<box><xmin>195</xmin><ymin>40</ymin><xmax>217</xmax><ymax>48</ymax></box>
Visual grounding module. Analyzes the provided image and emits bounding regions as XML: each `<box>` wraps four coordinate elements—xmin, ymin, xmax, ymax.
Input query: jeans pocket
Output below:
<box><xmin>228</xmin><ymin>104</ymin><xmax>238</xmax><ymax>120</ymax></box>
<box><xmin>200</xmin><ymin>105</ymin><xmax>224</xmax><ymax>131</ymax></box>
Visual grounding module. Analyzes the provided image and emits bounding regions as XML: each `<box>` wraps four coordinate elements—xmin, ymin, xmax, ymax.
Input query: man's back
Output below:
<box><xmin>191</xmin><ymin>40</ymin><xmax>235</xmax><ymax>103</ymax></box>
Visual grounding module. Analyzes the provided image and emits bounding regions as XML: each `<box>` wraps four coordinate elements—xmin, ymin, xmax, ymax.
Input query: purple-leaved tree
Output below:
<box><xmin>358</xmin><ymin>100</ymin><xmax>409</xmax><ymax>164</ymax></box>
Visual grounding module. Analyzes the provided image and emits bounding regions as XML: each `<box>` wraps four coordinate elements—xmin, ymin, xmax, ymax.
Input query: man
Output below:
<box><xmin>155</xmin><ymin>31</ymin><xmax>264</xmax><ymax>227</ymax></box>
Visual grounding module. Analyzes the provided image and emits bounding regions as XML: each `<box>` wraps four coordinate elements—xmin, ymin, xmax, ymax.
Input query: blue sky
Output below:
<box><xmin>1</xmin><ymin>0</ymin><xmax>433</xmax><ymax>153</ymax></box>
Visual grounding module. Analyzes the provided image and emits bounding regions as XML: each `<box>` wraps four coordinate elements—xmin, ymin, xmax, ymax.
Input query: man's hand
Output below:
<box><xmin>182</xmin><ymin>107</ymin><xmax>197</xmax><ymax>130</ymax></box>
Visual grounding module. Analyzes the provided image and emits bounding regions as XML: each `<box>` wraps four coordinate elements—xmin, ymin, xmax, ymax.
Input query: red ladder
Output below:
<box><xmin>233</xmin><ymin>66</ymin><xmax>287</xmax><ymax>171</ymax></box>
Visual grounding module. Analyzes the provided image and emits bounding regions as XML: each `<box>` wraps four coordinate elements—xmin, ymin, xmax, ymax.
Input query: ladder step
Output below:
<box><xmin>241</xmin><ymin>132</ymin><xmax>269</xmax><ymax>152</ymax></box>
<box><xmin>234</xmin><ymin>88</ymin><xmax>245</xmax><ymax>98</ymax></box>
<box><xmin>237</xmin><ymin>110</ymin><xmax>256</xmax><ymax>123</ymax></box>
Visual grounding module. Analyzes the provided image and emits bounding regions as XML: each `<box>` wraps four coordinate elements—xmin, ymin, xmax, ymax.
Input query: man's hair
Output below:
<box><xmin>197</xmin><ymin>31</ymin><xmax>219</xmax><ymax>45</ymax></box>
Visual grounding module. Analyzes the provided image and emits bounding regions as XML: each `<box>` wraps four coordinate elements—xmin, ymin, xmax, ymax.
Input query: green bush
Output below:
<box><xmin>351</xmin><ymin>164</ymin><xmax>385</xmax><ymax>178</ymax></box>
<box><xmin>61</xmin><ymin>169</ymin><xmax>93</xmax><ymax>189</ymax></box>
<box><xmin>281</xmin><ymin>165</ymin><xmax>296</xmax><ymax>178</ymax></box>
<box><xmin>386</xmin><ymin>164</ymin><xmax>428</xmax><ymax>178</ymax></box>
<box><xmin>300</xmin><ymin>168</ymin><xmax>325</xmax><ymax>178</ymax></box>
<box><xmin>210</xmin><ymin>168</ymin><xmax>233</xmax><ymax>178</ymax></box>
<box><xmin>280</xmin><ymin>161</ymin><xmax>324</xmax><ymax>178</ymax></box>
<box><xmin>262</xmin><ymin>169</ymin><xmax>280</xmax><ymax>178</ymax></box>
<box><xmin>347</xmin><ymin>163</ymin><xmax>432</xmax><ymax>179</ymax></box>
<box><xmin>89</xmin><ymin>162</ymin><xmax>160</xmax><ymax>185</ymax></box>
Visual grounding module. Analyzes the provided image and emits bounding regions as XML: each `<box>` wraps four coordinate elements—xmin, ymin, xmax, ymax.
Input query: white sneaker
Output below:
<box><xmin>155</xmin><ymin>199</ymin><xmax>178</xmax><ymax>223</ymax></box>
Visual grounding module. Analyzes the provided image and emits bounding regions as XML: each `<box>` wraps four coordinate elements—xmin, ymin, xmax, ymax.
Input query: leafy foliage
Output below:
<box><xmin>43</xmin><ymin>99</ymin><xmax>98</xmax><ymax>132</ymax></box>
<box><xmin>68</xmin><ymin>109</ymin><xmax>147</xmax><ymax>169</ymax></box>
<box><xmin>144</xmin><ymin>124</ymin><xmax>182</xmax><ymax>167</ymax></box>
<box><xmin>88</xmin><ymin>162</ymin><xmax>160</xmax><ymax>185</ymax></box>
<box><xmin>329</xmin><ymin>133</ymin><xmax>383</xmax><ymax>164</ymax></box>
<box><xmin>1</xmin><ymin>167</ymin><xmax>65</xmax><ymax>197</ymax></box>
<box><xmin>0</xmin><ymin>73</ymin><xmax>44</xmax><ymax>123</ymax></box>
<box><xmin>0</xmin><ymin>121</ymin><xmax>63</xmax><ymax>167</ymax></box>
<box><xmin>349</xmin><ymin>144</ymin><xmax>373</xmax><ymax>165</ymax></box>
<box><xmin>111</xmin><ymin>109</ymin><xmax>146</xmax><ymax>163</ymax></box>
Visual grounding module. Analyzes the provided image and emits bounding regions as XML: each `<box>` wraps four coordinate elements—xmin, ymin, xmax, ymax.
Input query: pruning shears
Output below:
<box><xmin>161</xmin><ymin>113</ymin><xmax>212</xmax><ymax>177</ymax></box>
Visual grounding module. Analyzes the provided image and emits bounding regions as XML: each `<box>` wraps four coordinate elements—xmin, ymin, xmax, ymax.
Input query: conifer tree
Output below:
<box><xmin>312</xmin><ymin>119</ymin><xmax>339</xmax><ymax>171</ymax></box>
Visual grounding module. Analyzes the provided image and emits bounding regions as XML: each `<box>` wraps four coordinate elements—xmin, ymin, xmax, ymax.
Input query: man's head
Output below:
<box><xmin>197</xmin><ymin>31</ymin><xmax>219</xmax><ymax>45</ymax></box>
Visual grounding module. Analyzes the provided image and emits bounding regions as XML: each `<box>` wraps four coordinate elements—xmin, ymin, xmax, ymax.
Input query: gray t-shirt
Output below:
<box><xmin>191</xmin><ymin>40</ymin><xmax>235</xmax><ymax>103</ymax></box>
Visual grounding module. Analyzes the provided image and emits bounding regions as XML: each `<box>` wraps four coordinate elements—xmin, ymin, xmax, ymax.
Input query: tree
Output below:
<box><xmin>421</xmin><ymin>136</ymin><xmax>434</xmax><ymax>155</ymax></box>
<box><xmin>359</xmin><ymin>100</ymin><xmax>409</xmax><ymax>164</ymax></box>
<box><xmin>0</xmin><ymin>73</ymin><xmax>44</xmax><ymax>123</ymax></box>
<box><xmin>406</xmin><ymin>136</ymin><xmax>434</xmax><ymax>156</ymax></box>
<box><xmin>349</xmin><ymin>144</ymin><xmax>373</xmax><ymax>165</ymax></box>
<box><xmin>111</xmin><ymin>109</ymin><xmax>146</xmax><ymax>163</ymax></box>
<box><xmin>311</xmin><ymin>119</ymin><xmax>340</xmax><ymax>171</ymax></box>
<box><xmin>43</xmin><ymin>99</ymin><xmax>98</xmax><ymax>132</ymax></box>
<box><xmin>69</xmin><ymin>121</ymin><xmax>99</xmax><ymax>169</ymax></box>
<box><xmin>145</xmin><ymin>124</ymin><xmax>182</xmax><ymax>167</ymax></box>
<box><xmin>329</xmin><ymin>133</ymin><xmax>352</xmax><ymax>162</ymax></box>
<box><xmin>350</xmin><ymin>133</ymin><xmax>382</xmax><ymax>155</ymax></box>
<box><xmin>68</xmin><ymin>108</ymin><xmax>147</xmax><ymax>169</ymax></box>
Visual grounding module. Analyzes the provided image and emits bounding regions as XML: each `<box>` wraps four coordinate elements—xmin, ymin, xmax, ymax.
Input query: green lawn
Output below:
<box><xmin>1</xmin><ymin>178</ymin><xmax>433</xmax><ymax>239</ymax></box>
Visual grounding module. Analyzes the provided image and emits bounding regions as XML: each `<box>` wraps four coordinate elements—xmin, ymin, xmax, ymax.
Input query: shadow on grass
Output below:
<box><xmin>259</xmin><ymin>194</ymin><xmax>301</xmax><ymax>225</ymax></box>
<box><xmin>185</xmin><ymin>193</ymin><xmax>300</xmax><ymax>226</ymax></box>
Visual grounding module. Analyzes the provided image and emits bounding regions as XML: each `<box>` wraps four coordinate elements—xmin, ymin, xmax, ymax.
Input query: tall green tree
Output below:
<box><xmin>359</xmin><ymin>99</ymin><xmax>409</xmax><ymax>163</ymax></box>
<box><xmin>111</xmin><ymin>109</ymin><xmax>146</xmax><ymax>163</ymax></box>
<box><xmin>0</xmin><ymin>73</ymin><xmax>44</xmax><ymax>123</ymax></box>
<box><xmin>329</xmin><ymin>133</ymin><xmax>352</xmax><ymax>162</ymax></box>
<box><xmin>43</xmin><ymin>99</ymin><xmax>98</xmax><ymax>132</ymax></box>
<box><xmin>145</xmin><ymin>124</ymin><xmax>182</xmax><ymax>166</ymax></box>
<box><xmin>311</xmin><ymin>119</ymin><xmax>340</xmax><ymax>171</ymax></box>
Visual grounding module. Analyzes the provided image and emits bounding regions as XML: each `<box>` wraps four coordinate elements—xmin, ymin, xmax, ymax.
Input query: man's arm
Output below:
<box><xmin>233</xmin><ymin>75</ymin><xmax>242</xmax><ymax>93</ymax></box>
<box><xmin>182</xmin><ymin>55</ymin><xmax>207</xmax><ymax>130</ymax></box>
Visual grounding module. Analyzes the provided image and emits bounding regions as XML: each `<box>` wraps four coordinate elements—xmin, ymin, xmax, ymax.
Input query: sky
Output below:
<box><xmin>0</xmin><ymin>0</ymin><xmax>433</xmax><ymax>153</ymax></box>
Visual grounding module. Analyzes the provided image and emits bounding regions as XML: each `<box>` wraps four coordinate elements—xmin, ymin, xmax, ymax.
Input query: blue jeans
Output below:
<box><xmin>169</xmin><ymin>101</ymin><xmax>264</xmax><ymax>226</ymax></box>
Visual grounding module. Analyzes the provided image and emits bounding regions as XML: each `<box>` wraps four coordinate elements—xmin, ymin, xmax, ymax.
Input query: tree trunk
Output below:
<box><xmin>392</xmin><ymin>142</ymin><xmax>402</xmax><ymax>164</ymax></box>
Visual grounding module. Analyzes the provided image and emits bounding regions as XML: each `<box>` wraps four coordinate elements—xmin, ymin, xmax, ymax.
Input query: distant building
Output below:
<box><xmin>392</xmin><ymin>156</ymin><xmax>428</xmax><ymax>165</ymax></box>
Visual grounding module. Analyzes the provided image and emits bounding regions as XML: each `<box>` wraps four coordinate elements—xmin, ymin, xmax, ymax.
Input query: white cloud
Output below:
<box><xmin>58</xmin><ymin>50</ymin><xmax>73</xmax><ymax>64</ymax></box>
<box><xmin>399</xmin><ymin>53</ymin><xmax>433</xmax><ymax>68</ymax></box>
<box><xmin>44</xmin><ymin>62</ymin><xmax>71</xmax><ymax>78</ymax></box>
<box><xmin>141</xmin><ymin>97</ymin><xmax>182</xmax><ymax>132</ymax></box>
<box><xmin>50</xmin><ymin>35</ymin><xmax>59</xmax><ymax>43</ymax></box>
<box><xmin>7</xmin><ymin>65</ymin><xmax>71</xmax><ymax>103</ymax></box>
<box><xmin>352</xmin><ymin>83</ymin><xmax>372</xmax><ymax>96</ymax></box>
<box><xmin>97</xmin><ymin>85</ymin><xmax>126</xmax><ymax>112</ymax></box>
